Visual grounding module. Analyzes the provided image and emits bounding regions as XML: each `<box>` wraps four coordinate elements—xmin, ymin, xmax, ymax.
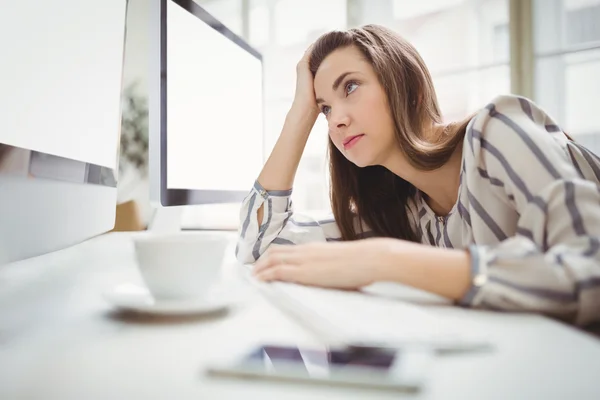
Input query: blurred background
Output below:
<box><xmin>119</xmin><ymin>0</ymin><xmax>600</xmax><ymax>226</ymax></box>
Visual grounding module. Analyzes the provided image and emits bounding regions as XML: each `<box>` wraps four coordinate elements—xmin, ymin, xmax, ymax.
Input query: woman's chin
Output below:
<box><xmin>349</xmin><ymin>155</ymin><xmax>373</xmax><ymax>168</ymax></box>
<box><xmin>341</xmin><ymin>147</ymin><xmax>375</xmax><ymax>168</ymax></box>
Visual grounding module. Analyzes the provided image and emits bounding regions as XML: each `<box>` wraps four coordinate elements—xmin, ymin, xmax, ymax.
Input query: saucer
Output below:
<box><xmin>103</xmin><ymin>283</ymin><xmax>230</xmax><ymax>316</ymax></box>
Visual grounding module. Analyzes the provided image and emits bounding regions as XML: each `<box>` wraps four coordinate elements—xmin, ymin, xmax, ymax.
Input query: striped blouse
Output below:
<box><xmin>236</xmin><ymin>95</ymin><xmax>600</xmax><ymax>327</ymax></box>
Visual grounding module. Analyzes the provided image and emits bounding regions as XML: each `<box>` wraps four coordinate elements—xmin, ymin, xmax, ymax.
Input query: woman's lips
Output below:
<box><xmin>343</xmin><ymin>134</ymin><xmax>364</xmax><ymax>150</ymax></box>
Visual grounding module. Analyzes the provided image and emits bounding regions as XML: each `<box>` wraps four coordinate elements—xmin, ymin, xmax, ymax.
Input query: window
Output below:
<box><xmin>565</xmin><ymin>0</ymin><xmax>600</xmax><ymax>46</ymax></box>
<box><xmin>274</xmin><ymin>0</ymin><xmax>346</xmax><ymax>46</ymax></box>
<box><xmin>392</xmin><ymin>0</ymin><xmax>465</xmax><ymax>19</ymax></box>
<box><xmin>249</xmin><ymin>0</ymin><xmax>269</xmax><ymax>47</ymax></box>
<box><xmin>533</xmin><ymin>0</ymin><xmax>600</xmax><ymax>150</ymax></box>
<box><xmin>493</xmin><ymin>23</ymin><xmax>510</xmax><ymax>63</ymax></box>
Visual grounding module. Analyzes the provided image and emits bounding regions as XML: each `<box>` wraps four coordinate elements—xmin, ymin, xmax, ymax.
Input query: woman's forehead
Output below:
<box><xmin>314</xmin><ymin>47</ymin><xmax>369</xmax><ymax>88</ymax></box>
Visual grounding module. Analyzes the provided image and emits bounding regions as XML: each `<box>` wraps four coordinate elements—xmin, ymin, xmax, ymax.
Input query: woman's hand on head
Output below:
<box><xmin>253</xmin><ymin>238</ymin><xmax>395</xmax><ymax>290</ymax></box>
<box><xmin>291</xmin><ymin>43</ymin><xmax>320</xmax><ymax>117</ymax></box>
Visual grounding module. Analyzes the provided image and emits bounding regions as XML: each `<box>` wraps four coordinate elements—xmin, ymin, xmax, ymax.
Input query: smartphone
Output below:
<box><xmin>206</xmin><ymin>344</ymin><xmax>432</xmax><ymax>391</ymax></box>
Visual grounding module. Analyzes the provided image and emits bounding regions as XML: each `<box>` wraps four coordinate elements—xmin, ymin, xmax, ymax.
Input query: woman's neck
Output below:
<box><xmin>384</xmin><ymin>123</ymin><xmax>464</xmax><ymax>217</ymax></box>
<box><xmin>416</xmin><ymin>143</ymin><xmax>463</xmax><ymax>216</ymax></box>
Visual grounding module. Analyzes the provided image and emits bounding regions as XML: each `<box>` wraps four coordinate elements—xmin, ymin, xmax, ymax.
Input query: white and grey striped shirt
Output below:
<box><xmin>236</xmin><ymin>95</ymin><xmax>600</xmax><ymax>327</ymax></box>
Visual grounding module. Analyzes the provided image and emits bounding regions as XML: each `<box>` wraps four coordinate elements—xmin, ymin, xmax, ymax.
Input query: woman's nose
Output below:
<box><xmin>328</xmin><ymin>109</ymin><xmax>350</xmax><ymax>132</ymax></box>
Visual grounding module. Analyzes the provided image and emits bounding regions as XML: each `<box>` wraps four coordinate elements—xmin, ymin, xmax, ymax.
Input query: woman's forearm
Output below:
<box><xmin>257</xmin><ymin>104</ymin><xmax>318</xmax><ymax>191</ymax></box>
<box><xmin>377</xmin><ymin>241</ymin><xmax>472</xmax><ymax>301</ymax></box>
<box><xmin>255</xmin><ymin>105</ymin><xmax>318</xmax><ymax>225</ymax></box>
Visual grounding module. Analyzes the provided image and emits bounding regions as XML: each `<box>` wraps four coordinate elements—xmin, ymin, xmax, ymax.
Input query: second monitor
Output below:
<box><xmin>149</xmin><ymin>0</ymin><xmax>264</xmax><ymax>215</ymax></box>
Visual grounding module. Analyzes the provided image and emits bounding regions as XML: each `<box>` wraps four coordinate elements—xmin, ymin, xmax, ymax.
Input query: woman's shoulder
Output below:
<box><xmin>465</xmin><ymin>94</ymin><xmax>565</xmax><ymax>152</ymax></box>
<box><xmin>461</xmin><ymin>94</ymin><xmax>573</xmax><ymax>187</ymax></box>
<box><xmin>469</xmin><ymin>94</ymin><xmax>562</xmax><ymax>135</ymax></box>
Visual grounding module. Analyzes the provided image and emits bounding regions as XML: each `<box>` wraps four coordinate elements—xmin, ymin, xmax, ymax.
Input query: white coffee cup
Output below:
<box><xmin>133</xmin><ymin>234</ymin><xmax>230</xmax><ymax>301</ymax></box>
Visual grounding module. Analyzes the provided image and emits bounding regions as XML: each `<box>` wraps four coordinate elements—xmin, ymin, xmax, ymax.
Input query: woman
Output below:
<box><xmin>235</xmin><ymin>25</ymin><xmax>600</xmax><ymax>327</ymax></box>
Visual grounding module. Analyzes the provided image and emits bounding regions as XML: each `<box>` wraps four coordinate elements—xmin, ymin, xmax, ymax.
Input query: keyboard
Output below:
<box><xmin>242</xmin><ymin>266</ymin><xmax>491</xmax><ymax>352</ymax></box>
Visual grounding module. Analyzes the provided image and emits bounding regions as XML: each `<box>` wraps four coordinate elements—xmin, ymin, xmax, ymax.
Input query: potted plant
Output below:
<box><xmin>114</xmin><ymin>81</ymin><xmax>150</xmax><ymax>231</ymax></box>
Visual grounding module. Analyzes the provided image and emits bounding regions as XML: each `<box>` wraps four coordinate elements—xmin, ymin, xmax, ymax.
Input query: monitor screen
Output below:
<box><xmin>0</xmin><ymin>0</ymin><xmax>125</xmax><ymax>170</ymax></box>
<box><xmin>165</xmin><ymin>0</ymin><xmax>263</xmax><ymax>192</ymax></box>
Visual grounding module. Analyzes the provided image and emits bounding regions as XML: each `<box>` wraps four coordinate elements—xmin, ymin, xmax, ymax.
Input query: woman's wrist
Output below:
<box><xmin>371</xmin><ymin>238</ymin><xmax>409</xmax><ymax>282</ymax></box>
<box><xmin>375</xmin><ymin>239</ymin><xmax>472</xmax><ymax>300</ymax></box>
<box><xmin>288</xmin><ymin>101</ymin><xmax>319</xmax><ymax>123</ymax></box>
<box><xmin>281</xmin><ymin>105</ymin><xmax>319</xmax><ymax>142</ymax></box>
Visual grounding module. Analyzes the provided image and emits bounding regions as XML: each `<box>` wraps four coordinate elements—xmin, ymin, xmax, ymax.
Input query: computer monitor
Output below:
<box><xmin>0</xmin><ymin>0</ymin><xmax>128</xmax><ymax>264</ymax></box>
<box><xmin>149</xmin><ymin>0</ymin><xmax>264</xmax><ymax>229</ymax></box>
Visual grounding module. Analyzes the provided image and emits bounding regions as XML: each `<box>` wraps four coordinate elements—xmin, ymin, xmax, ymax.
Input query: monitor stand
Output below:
<box><xmin>147</xmin><ymin>207</ymin><xmax>184</xmax><ymax>233</ymax></box>
<box><xmin>148</xmin><ymin>204</ymin><xmax>240</xmax><ymax>233</ymax></box>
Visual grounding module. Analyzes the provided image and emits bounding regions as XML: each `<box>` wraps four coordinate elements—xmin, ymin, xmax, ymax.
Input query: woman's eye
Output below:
<box><xmin>321</xmin><ymin>105</ymin><xmax>331</xmax><ymax>116</ymax></box>
<box><xmin>345</xmin><ymin>81</ymin><xmax>358</xmax><ymax>96</ymax></box>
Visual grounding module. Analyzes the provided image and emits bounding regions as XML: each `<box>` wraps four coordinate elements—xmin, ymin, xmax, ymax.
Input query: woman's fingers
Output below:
<box><xmin>253</xmin><ymin>246</ymin><xmax>300</xmax><ymax>274</ymax></box>
<box><xmin>253</xmin><ymin>241</ymin><xmax>335</xmax><ymax>275</ymax></box>
<box><xmin>301</xmin><ymin>42</ymin><xmax>315</xmax><ymax>61</ymax></box>
<box><xmin>256</xmin><ymin>265</ymin><xmax>304</xmax><ymax>284</ymax></box>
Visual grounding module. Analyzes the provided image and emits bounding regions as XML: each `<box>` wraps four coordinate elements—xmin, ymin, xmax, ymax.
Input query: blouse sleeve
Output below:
<box><xmin>235</xmin><ymin>180</ymin><xmax>360</xmax><ymax>263</ymax></box>
<box><xmin>459</xmin><ymin>96</ymin><xmax>600</xmax><ymax>327</ymax></box>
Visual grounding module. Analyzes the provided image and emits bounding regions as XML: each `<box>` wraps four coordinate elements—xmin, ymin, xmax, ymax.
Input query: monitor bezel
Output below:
<box><xmin>158</xmin><ymin>0</ymin><xmax>264</xmax><ymax>206</ymax></box>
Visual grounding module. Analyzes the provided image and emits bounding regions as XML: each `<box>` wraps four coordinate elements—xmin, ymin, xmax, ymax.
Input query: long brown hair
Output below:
<box><xmin>309</xmin><ymin>25</ymin><xmax>471</xmax><ymax>242</ymax></box>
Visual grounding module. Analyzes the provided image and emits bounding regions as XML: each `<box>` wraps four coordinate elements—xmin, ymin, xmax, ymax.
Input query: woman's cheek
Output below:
<box><xmin>329</xmin><ymin>133</ymin><xmax>341</xmax><ymax>152</ymax></box>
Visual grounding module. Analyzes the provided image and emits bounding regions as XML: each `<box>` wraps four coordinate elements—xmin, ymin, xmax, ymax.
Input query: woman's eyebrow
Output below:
<box><xmin>332</xmin><ymin>71</ymin><xmax>356</xmax><ymax>91</ymax></box>
<box><xmin>316</xmin><ymin>71</ymin><xmax>358</xmax><ymax>104</ymax></box>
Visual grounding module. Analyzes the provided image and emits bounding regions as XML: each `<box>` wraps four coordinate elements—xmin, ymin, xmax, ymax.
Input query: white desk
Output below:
<box><xmin>1</xmin><ymin>231</ymin><xmax>600</xmax><ymax>399</ymax></box>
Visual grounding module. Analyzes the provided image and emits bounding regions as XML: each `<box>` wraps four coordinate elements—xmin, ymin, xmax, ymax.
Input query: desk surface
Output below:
<box><xmin>1</xmin><ymin>231</ymin><xmax>600</xmax><ymax>399</ymax></box>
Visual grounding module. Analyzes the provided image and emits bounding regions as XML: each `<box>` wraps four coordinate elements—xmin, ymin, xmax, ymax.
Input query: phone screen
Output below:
<box><xmin>238</xmin><ymin>345</ymin><xmax>399</xmax><ymax>375</ymax></box>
